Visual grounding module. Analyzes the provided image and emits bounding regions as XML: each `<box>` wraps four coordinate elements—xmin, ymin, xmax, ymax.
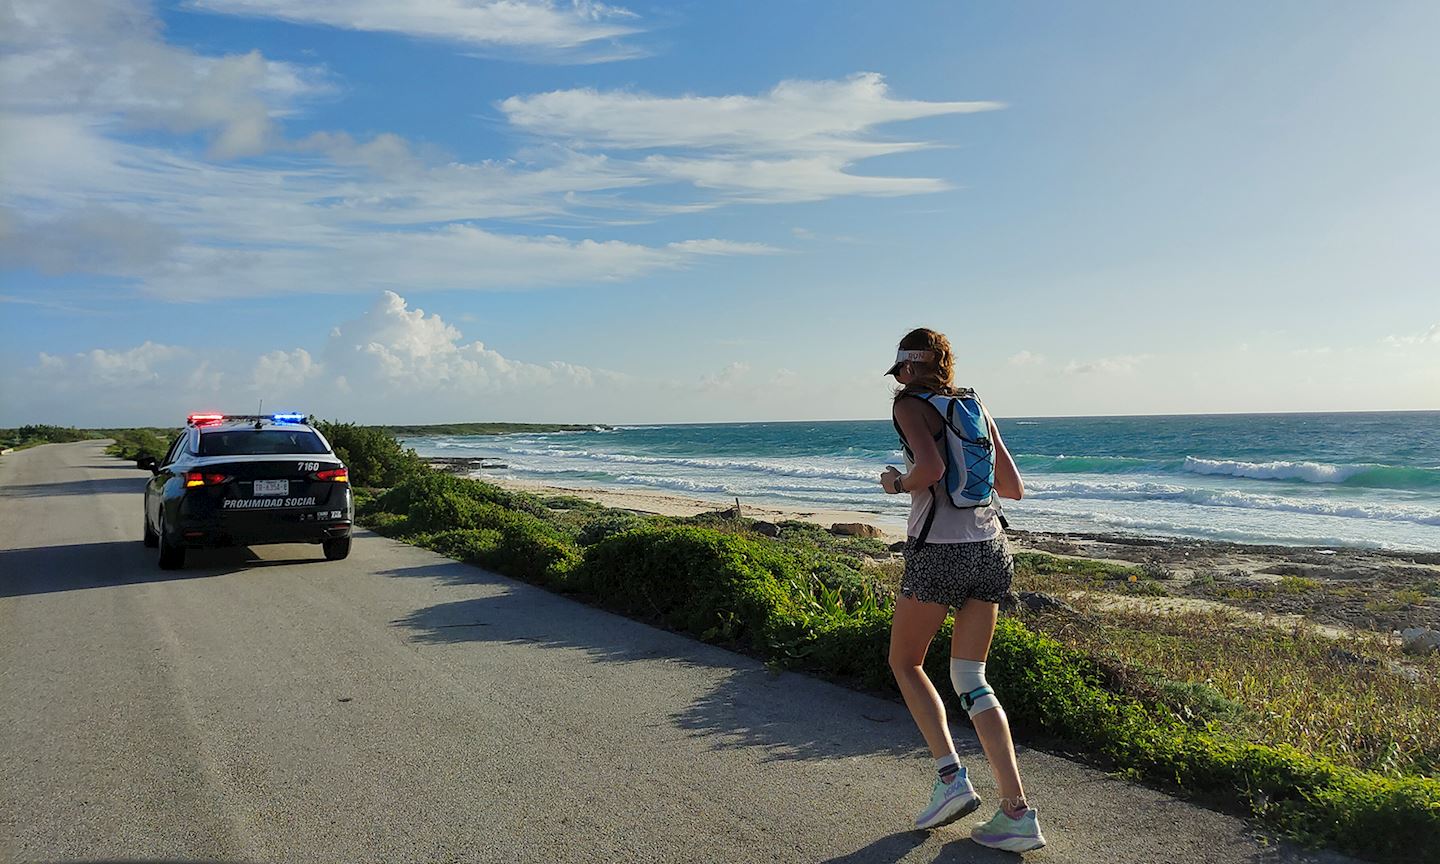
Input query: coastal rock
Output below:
<box><xmin>1017</xmin><ymin>591</ymin><xmax>1074</xmax><ymax>614</ymax></box>
<box><xmin>753</xmin><ymin>521</ymin><xmax>781</xmax><ymax>537</ymax></box>
<box><xmin>1400</xmin><ymin>627</ymin><xmax>1440</xmax><ymax>655</ymax></box>
<box><xmin>830</xmin><ymin>522</ymin><xmax>881</xmax><ymax>539</ymax></box>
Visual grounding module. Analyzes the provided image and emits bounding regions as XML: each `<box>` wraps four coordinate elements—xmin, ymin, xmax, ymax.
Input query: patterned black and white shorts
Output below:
<box><xmin>900</xmin><ymin>535</ymin><xmax>1014</xmax><ymax>607</ymax></box>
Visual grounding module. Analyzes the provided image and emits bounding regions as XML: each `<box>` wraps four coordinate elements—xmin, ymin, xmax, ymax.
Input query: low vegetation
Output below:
<box><xmin>0</xmin><ymin>424</ymin><xmax>177</xmax><ymax>464</ymax></box>
<box><xmin>356</xmin><ymin>467</ymin><xmax>1438</xmax><ymax>861</ymax></box>
<box><xmin>1</xmin><ymin>424</ymin><xmax>104</xmax><ymax>450</ymax></box>
<box><xmin>104</xmin><ymin>428</ymin><xmax>175</xmax><ymax>464</ymax></box>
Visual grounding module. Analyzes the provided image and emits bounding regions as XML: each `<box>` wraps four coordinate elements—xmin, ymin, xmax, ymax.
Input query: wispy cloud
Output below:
<box><xmin>188</xmin><ymin>0</ymin><xmax>644</xmax><ymax>59</ymax></box>
<box><xmin>1383</xmin><ymin>322</ymin><xmax>1440</xmax><ymax>346</ymax></box>
<box><xmin>2</xmin><ymin>0</ymin><xmax>331</xmax><ymax>158</ymax></box>
<box><xmin>500</xmin><ymin>72</ymin><xmax>1002</xmax><ymax>201</ymax></box>
<box><xmin>1063</xmin><ymin>354</ymin><xmax>1149</xmax><ymax>375</ymax></box>
<box><xmin>1</xmin><ymin>6</ymin><xmax>996</xmax><ymax>301</ymax></box>
<box><xmin>1008</xmin><ymin>350</ymin><xmax>1046</xmax><ymax>367</ymax></box>
<box><xmin>501</xmin><ymin>73</ymin><xmax>999</xmax><ymax>152</ymax></box>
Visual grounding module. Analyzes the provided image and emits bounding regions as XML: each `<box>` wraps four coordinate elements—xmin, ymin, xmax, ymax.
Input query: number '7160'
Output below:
<box><xmin>297</xmin><ymin>461</ymin><xmax>320</xmax><ymax>472</ymax></box>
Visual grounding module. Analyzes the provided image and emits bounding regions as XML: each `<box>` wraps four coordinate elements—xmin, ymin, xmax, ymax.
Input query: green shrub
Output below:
<box><xmin>572</xmin><ymin>526</ymin><xmax>807</xmax><ymax>650</ymax></box>
<box><xmin>576</xmin><ymin>511</ymin><xmax>647</xmax><ymax>546</ymax></box>
<box><xmin>372</xmin><ymin>471</ymin><xmax>547</xmax><ymax>520</ymax></box>
<box><xmin>313</xmin><ymin>420</ymin><xmax>427</xmax><ymax>487</ymax></box>
<box><xmin>368</xmin><ymin>474</ymin><xmax>579</xmax><ymax>586</ymax></box>
<box><xmin>426</xmin><ymin>528</ymin><xmax>503</xmax><ymax>563</ymax></box>
<box><xmin>105</xmin><ymin>428</ymin><xmax>175</xmax><ymax>463</ymax></box>
<box><xmin>362</xmin><ymin>511</ymin><xmax>412</xmax><ymax>536</ymax></box>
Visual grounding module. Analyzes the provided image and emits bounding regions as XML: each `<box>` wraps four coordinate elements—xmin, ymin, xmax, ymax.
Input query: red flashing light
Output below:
<box><xmin>314</xmin><ymin>467</ymin><xmax>349</xmax><ymax>483</ymax></box>
<box><xmin>188</xmin><ymin>413</ymin><xmax>224</xmax><ymax>426</ymax></box>
<box><xmin>184</xmin><ymin>471</ymin><xmax>229</xmax><ymax>488</ymax></box>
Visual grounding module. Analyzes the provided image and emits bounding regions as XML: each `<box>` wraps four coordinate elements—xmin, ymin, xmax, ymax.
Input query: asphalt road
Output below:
<box><xmin>0</xmin><ymin>441</ymin><xmax>1358</xmax><ymax>864</ymax></box>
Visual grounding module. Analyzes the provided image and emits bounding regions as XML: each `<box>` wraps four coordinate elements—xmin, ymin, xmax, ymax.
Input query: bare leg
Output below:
<box><xmin>951</xmin><ymin>598</ymin><xmax>1026</xmax><ymax>812</ymax></box>
<box><xmin>888</xmin><ymin>594</ymin><xmax>955</xmax><ymax>758</ymax></box>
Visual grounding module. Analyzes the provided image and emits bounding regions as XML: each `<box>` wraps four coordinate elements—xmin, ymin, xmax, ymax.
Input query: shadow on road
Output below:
<box><xmin>0</xmin><ymin>477</ymin><xmax>148</xmax><ymax>498</ymax></box>
<box><xmin>821</xmin><ymin>830</ymin><xmax>1020</xmax><ymax>864</ymax></box>
<box><xmin>0</xmin><ymin>540</ymin><xmax>328</xmax><ymax>598</ymax></box>
<box><xmin>387</xmin><ymin>563</ymin><xmax>968</xmax><ymax>764</ymax></box>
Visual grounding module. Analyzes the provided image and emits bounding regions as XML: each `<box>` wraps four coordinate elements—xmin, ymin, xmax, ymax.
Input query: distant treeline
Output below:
<box><xmin>379</xmin><ymin>422</ymin><xmax>609</xmax><ymax>436</ymax></box>
<box><xmin>1</xmin><ymin>424</ymin><xmax>175</xmax><ymax>453</ymax></box>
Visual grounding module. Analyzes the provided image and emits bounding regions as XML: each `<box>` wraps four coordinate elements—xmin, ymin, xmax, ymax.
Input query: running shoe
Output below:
<box><xmin>914</xmin><ymin>767</ymin><xmax>981</xmax><ymax>830</ymax></box>
<box><xmin>970</xmin><ymin>806</ymin><xmax>1047</xmax><ymax>852</ymax></box>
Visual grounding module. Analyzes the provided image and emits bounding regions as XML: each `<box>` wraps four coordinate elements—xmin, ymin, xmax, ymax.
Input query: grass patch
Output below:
<box><xmin>1278</xmin><ymin>575</ymin><xmax>1321</xmax><ymax>594</ymax></box>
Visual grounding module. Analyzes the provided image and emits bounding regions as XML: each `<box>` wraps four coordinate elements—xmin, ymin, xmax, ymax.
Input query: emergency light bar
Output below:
<box><xmin>186</xmin><ymin>412</ymin><xmax>309</xmax><ymax>426</ymax></box>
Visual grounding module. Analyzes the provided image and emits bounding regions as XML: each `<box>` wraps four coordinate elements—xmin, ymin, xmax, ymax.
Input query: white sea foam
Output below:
<box><xmin>1182</xmin><ymin>457</ymin><xmax>1364</xmax><ymax>484</ymax></box>
<box><xmin>1025</xmin><ymin>479</ymin><xmax>1440</xmax><ymax>526</ymax></box>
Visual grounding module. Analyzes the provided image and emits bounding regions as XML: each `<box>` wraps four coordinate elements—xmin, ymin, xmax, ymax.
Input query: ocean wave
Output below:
<box><xmin>499</xmin><ymin>446</ymin><xmax>882</xmax><ymax>483</ymax></box>
<box><xmin>1025</xmin><ymin>479</ymin><xmax>1440</xmax><ymax>527</ymax></box>
<box><xmin>1182</xmin><ymin>457</ymin><xmax>1440</xmax><ymax>490</ymax></box>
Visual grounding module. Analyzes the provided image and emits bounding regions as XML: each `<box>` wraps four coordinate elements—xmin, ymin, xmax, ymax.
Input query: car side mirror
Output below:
<box><xmin>137</xmin><ymin>455</ymin><xmax>158</xmax><ymax>473</ymax></box>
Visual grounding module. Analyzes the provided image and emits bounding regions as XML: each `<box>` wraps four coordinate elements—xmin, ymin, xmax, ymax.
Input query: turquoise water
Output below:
<box><xmin>405</xmin><ymin>411</ymin><xmax>1440</xmax><ymax>552</ymax></box>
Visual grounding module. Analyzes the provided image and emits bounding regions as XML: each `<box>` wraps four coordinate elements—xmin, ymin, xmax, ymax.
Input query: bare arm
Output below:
<box><xmin>987</xmin><ymin>411</ymin><xmax>1024</xmax><ymax>500</ymax></box>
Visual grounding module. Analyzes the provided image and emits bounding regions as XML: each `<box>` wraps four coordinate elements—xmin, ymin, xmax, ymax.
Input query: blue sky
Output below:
<box><xmin>2</xmin><ymin>0</ymin><xmax>1437</xmax><ymax>426</ymax></box>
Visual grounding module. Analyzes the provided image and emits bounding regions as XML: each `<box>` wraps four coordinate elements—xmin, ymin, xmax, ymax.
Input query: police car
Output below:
<box><xmin>140</xmin><ymin>413</ymin><xmax>353</xmax><ymax>569</ymax></box>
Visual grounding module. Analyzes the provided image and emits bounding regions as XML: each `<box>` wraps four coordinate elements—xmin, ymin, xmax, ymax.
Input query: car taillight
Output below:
<box><xmin>184</xmin><ymin>471</ymin><xmax>229</xmax><ymax>487</ymax></box>
<box><xmin>314</xmin><ymin>467</ymin><xmax>349</xmax><ymax>483</ymax></box>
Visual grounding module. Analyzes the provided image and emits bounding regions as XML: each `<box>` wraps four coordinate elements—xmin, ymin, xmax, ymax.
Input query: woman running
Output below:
<box><xmin>880</xmin><ymin>327</ymin><xmax>1045</xmax><ymax>852</ymax></box>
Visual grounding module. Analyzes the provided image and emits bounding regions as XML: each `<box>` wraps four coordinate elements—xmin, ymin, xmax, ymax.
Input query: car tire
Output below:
<box><xmin>323</xmin><ymin>536</ymin><xmax>351</xmax><ymax>561</ymax></box>
<box><xmin>157</xmin><ymin>514</ymin><xmax>186</xmax><ymax>570</ymax></box>
<box><xmin>143</xmin><ymin>512</ymin><xmax>159</xmax><ymax>548</ymax></box>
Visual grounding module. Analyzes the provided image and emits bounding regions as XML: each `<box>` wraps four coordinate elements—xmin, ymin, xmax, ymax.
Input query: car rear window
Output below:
<box><xmin>199</xmin><ymin>429</ymin><xmax>330</xmax><ymax>456</ymax></box>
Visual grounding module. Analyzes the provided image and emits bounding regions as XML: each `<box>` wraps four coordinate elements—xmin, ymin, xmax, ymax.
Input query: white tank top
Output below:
<box><xmin>904</xmin><ymin>447</ymin><xmax>1003</xmax><ymax>543</ymax></box>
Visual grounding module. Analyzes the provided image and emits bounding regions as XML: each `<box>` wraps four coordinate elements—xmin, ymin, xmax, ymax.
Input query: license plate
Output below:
<box><xmin>254</xmin><ymin>479</ymin><xmax>289</xmax><ymax>497</ymax></box>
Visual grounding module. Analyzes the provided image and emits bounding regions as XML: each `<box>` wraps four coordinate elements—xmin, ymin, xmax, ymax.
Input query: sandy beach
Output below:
<box><xmin>479</xmin><ymin>472</ymin><xmax>909</xmax><ymax>540</ymax></box>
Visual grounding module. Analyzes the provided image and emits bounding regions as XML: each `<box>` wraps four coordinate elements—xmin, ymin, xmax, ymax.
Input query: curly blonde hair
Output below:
<box><xmin>892</xmin><ymin>327</ymin><xmax>959</xmax><ymax>402</ymax></box>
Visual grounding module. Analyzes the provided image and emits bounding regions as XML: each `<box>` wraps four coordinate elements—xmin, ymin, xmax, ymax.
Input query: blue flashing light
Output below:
<box><xmin>272</xmin><ymin>412</ymin><xmax>307</xmax><ymax>424</ymax></box>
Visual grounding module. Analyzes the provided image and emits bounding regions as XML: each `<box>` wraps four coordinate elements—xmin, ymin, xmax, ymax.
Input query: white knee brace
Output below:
<box><xmin>950</xmin><ymin>658</ymin><xmax>1000</xmax><ymax>718</ymax></box>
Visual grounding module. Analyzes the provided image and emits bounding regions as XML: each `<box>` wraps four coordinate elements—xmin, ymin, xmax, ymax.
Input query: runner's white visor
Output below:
<box><xmin>885</xmin><ymin>349</ymin><xmax>934</xmax><ymax>376</ymax></box>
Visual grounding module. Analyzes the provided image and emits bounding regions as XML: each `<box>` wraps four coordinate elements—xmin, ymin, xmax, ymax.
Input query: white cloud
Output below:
<box><xmin>251</xmin><ymin>348</ymin><xmax>320</xmax><ymax>395</ymax></box>
<box><xmin>1008</xmin><ymin>350</ymin><xmax>1046</xmax><ymax>367</ymax></box>
<box><xmin>321</xmin><ymin>292</ymin><xmax>618</xmax><ymax>398</ymax></box>
<box><xmin>1383</xmin><ymin>322</ymin><xmax>1440</xmax><ymax>346</ymax></box>
<box><xmin>0</xmin><ymin>113</ymin><xmax>773</xmax><ymax>297</ymax></box>
<box><xmin>141</xmin><ymin>224</ymin><xmax>776</xmax><ymax>300</ymax></box>
<box><xmin>1063</xmin><ymin>354</ymin><xmax>1149</xmax><ymax>375</ymax></box>
<box><xmin>1</xmin><ymin>8</ymin><xmax>995</xmax><ymax>301</ymax></box>
<box><xmin>0</xmin><ymin>206</ymin><xmax>179</xmax><ymax>276</ymax></box>
<box><xmin>189</xmin><ymin>0</ymin><xmax>642</xmax><ymax>55</ymax></box>
<box><xmin>699</xmin><ymin>361</ymin><xmax>751</xmax><ymax>392</ymax></box>
<box><xmin>33</xmin><ymin>341</ymin><xmax>187</xmax><ymax>388</ymax></box>
<box><xmin>500</xmin><ymin>72</ymin><xmax>1001</xmax><ymax>201</ymax></box>
<box><xmin>1</xmin><ymin>0</ymin><xmax>330</xmax><ymax>158</ymax></box>
<box><xmin>640</xmin><ymin>154</ymin><xmax>947</xmax><ymax>203</ymax></box>
<box><xmin>2</xmin><ymin>293</ymin><xmax>635</xmax><ymax>423</ymax></box>
<box><xmin>501</xmin><ymin>73</ymin><xmax>999</xmax><ymax>153</ymax></box>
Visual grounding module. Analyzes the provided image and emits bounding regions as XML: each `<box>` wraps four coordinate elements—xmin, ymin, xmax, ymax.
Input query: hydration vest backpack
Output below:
<box><xmin>894</xmin><ymin>389</ymin><xmax>999</xmax><ymax>544</ymax></box>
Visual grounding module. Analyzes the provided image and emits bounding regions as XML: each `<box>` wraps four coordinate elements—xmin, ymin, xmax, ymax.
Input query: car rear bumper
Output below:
<box><xmin>173</xmin><ymin>511</ymin><xmax>352</xmax><ymax>548</ymax></box>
